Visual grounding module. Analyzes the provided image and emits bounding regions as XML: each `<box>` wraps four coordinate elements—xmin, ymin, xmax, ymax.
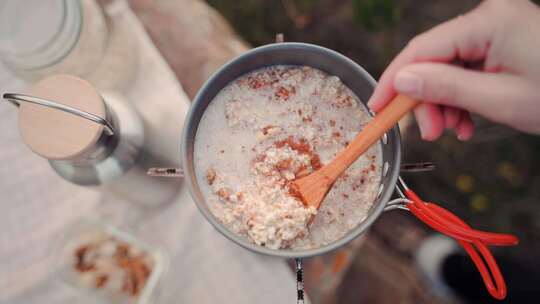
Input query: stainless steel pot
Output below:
<box><xmin>181</xmin><ymin>42</ymin><xmax>401</xmax><ymax>258</ymax></box>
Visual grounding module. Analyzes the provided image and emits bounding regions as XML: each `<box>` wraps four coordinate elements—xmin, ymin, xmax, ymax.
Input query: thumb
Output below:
<box><xmin>392</xmin><ymin>62</ymin><xmax>524</xmax><ymax>123</ymax></box>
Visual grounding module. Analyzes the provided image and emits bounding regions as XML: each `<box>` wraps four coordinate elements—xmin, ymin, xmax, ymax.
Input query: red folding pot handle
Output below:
<box><xmin>397</xmin><ymin>181</ymin><xmax>519</xmax><ymax>300</ymax></box>
<box><xmin>406</xmin><ymin>190</ymin><xmax>518</xmax><ymax>246</ymax></box>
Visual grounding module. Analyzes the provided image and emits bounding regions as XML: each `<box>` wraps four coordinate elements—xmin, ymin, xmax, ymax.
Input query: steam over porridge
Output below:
<box><xmin>194</xmin><ymin>65</ymin><xmax>382</xmax><ymax>250</ymax></box>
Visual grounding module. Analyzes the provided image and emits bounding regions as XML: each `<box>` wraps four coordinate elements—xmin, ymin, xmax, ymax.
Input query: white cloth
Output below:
<box><xmin>0</xmin><ymin>4</ymin><xmax>297</xmax><ymax>304</ymax></box>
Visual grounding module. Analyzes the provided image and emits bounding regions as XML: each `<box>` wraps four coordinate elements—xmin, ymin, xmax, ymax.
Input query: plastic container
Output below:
<box><xmin>52</xmin><ymin>219</ymin><xmax>168</xmax><ymax>304</ymax></box>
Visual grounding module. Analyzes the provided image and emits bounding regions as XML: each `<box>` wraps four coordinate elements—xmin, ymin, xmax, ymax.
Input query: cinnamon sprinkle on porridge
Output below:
<box><xmin>194</xmin><ymin>65</ymin><xmax>381</xmax><ymax>250</ymax></box>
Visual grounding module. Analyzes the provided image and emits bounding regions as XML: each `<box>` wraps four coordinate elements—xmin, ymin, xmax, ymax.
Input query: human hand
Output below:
<box><xmin>367</xmin><ymin>0</ymin><xmax>540</xmax><ymax>141</ymax></box>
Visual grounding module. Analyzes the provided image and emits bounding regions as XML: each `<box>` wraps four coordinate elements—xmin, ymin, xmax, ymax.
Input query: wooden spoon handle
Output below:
<box><xmin>323</xmin><ymin>95</ymin><xmax>419</xmax><ymax>179</ymax></box>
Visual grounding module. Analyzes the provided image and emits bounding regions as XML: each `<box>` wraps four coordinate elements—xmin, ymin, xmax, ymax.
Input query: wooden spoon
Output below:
<box><xmin>290</xmin><ymin>94</ymin><xmax>419</xmax><ymax>209</ymax></box>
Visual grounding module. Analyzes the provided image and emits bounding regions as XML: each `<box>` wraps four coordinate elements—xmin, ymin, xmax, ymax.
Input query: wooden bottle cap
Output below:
<box><xmin>19</xmin><ymin>75</ymin><xmax>106</xmax><ymax>160</ymax></box>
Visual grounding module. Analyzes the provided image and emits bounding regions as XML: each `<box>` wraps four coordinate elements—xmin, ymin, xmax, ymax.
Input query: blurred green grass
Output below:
<box><xmin>352</xmin><ymin>0</ymin><xmax>400</xmax><ymax>31</ymax></box>
<box><xmin>206</xmin><ymin>0</ymin><xmax>480</xmax><ymax>78</ymax></box>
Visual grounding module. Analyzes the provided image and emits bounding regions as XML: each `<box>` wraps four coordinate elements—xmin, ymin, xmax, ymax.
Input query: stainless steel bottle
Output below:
<box><xmin>3</xmin><ymin>75</ymin><xmax>181</xmax><ymax>206</ymax></box>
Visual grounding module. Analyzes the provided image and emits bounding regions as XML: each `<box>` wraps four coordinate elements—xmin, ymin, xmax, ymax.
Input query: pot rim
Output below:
<box><xmin>181</xmin><ymin>42</ymin><xmax>401</xmax><ymax>258</ymax></box>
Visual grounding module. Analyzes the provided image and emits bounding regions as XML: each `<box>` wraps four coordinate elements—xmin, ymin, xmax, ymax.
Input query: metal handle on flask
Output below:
<box><xmin>2</xmin><ymin>93</ymin><xmax>115</xmax><ymax>136</ymax></box>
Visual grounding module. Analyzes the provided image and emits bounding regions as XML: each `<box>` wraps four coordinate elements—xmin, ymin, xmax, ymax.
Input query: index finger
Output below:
<box><xmin>367</xmin><ymin>5</ymin><xmax>491</xmax><ymax>112</ymax></box>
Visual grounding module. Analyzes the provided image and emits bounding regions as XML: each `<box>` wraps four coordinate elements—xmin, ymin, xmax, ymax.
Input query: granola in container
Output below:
<box><xmin>54</xmin><ymin>220</ymin><xmax>167</xmax><ymax>304</ymax></box>
<box><xmin>194</xmin><ymin>65</ymin><xmax>382</xmax><ymax>250</ymax></box>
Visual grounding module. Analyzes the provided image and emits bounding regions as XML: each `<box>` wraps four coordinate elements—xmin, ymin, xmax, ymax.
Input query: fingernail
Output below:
<box><xmin>456</xmin><ymin>127</ymin><xmax>465</xmax><ymax>141</ymax></box>
<box><xmin>367</xmin><ymin>95</ymin><xmax>378</xmax><ymax>111</ymax></box>
<box><xmin>457</xmin><ymin>131</ymin><xmax>468</xmax><ymax>141</ymax></box>
<box><xmin>419</xmin><ymin>124</ymin><xmax>428</xmax><ymax>140</ymax></box>
<box><xmin>394</xmin><ymin>71</ymin><xmax>423</xmax><ymax>97</ymax></box>
<box><xmin>415</xmin><ymin>106</ymin><xmax>430</xmax><ymax>140</ymax></box>
<box><xmin>367</xmin><ymin>98</ymin><xmax>375</xmax><ymax>110</ymax></box>
<box><xmin>367</xmin><ymin>102</ymin><xmax>378</xmax><ymax>113</ymax></box>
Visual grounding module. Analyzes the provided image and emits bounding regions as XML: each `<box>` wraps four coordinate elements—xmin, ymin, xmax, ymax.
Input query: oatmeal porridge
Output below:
<box><xmin>194</xmin><ymin>65</ymin><xmax>382</xmax><ymax>250</ymax></box>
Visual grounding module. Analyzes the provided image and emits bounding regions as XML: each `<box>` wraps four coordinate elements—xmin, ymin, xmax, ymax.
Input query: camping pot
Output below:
<box><xmin>174</xmin><ymin>42</ymin><xmax>518</xmax><ymax>300</ymax></box>
<box><xmin>181</xmin><ymin>42</ymin><xmax>399</xmax><ymax>258</ymax></box>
